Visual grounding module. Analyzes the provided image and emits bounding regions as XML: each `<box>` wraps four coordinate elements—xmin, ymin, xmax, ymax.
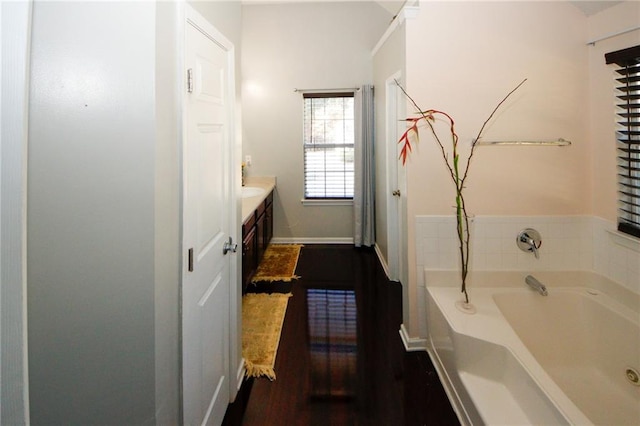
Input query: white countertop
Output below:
<box><xmin>241</xmin><ymin>176</ymin><xmax>276</xmax><ymax>223</ymax></box>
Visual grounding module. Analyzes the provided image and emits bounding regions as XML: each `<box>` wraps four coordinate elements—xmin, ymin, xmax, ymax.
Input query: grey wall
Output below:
<box><xmin>241</xmin><ymin>2</ymin><xmax>390</xmax><ymax>241</ymax></box>
<box><xmin>154</xmin><ymin>2</ymin><xmax>181</xmax><ymax>424</ymax></box>
<box><xmin>28</xmin><ymin>3</ymin><xmax>158</xmax><ymax>423</ymax></box>
<box><xmin>26</xmin><ymin>2</ymin><xmax>244</xmax><ymax>423</ymax></box>
<box><xmin>188</xmin><ymin>1</ymin><xmax>242</xmax><ymax>100</ymax></box>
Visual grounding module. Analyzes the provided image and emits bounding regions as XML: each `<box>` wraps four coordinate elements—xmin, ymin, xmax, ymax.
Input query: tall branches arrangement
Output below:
<box><xmin>396</xmin><ymin>79</ymin><xmax>527</xmax><ymax>304</ymax></box>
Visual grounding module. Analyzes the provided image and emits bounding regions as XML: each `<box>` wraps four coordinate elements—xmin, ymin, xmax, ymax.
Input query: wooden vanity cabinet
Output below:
<box><xmin>242</xmin><ymin>190</ymin><xmax>273</xmax><ymax>292</ymax></box>
<box><xmin>264</xmin><ymin>201</ymin><xmax>273</xmax><ymax>248</ymax></box>
<box><xmin>242</xmin><ymin>214</ymin><xmax>257</xmax><ymax>292</ymax></box>
<box><xmin>255</xmin><ymin>197</ymin><xmax>267</xmax><ymax>262</ymax></box>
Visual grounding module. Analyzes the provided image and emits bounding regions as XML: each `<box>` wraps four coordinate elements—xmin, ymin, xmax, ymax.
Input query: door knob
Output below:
<box><xmin>223</xmin><ymin>237</ymin><xmax>238</xmax><ymax>255</ymax></box>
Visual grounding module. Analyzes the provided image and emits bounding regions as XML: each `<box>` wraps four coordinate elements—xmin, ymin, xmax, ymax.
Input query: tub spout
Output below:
<box><xmin>525</xmin><ymin>275</ymin><xmax>548</xmax><ymax>296</ymax></box>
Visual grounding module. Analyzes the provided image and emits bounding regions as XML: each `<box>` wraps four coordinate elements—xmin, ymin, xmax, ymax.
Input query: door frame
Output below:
<box><xmin>1</xmin><ymin>1</ymin><xmax>32</xmax><ymax>423</ymax></box>
<box><xmin>385</xmin><ymin>71</ymin><xmax>407</xmax><ymax>285</ymax></box>
<box><xmin>179</xmin><ymin>3</ymin><xmax>241</xmax><ymax>419</ymax></box>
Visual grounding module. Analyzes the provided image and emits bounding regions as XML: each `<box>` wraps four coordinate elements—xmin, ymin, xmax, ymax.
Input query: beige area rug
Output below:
<box><xmin>251</xmin><ymin>244</ymin><xmax>303</xmax><ymax>283</ymax></box>
<box><xmin>242</xmin><ymin>292</ymin><xmax>292</xmax><ymax>380</ymax></box>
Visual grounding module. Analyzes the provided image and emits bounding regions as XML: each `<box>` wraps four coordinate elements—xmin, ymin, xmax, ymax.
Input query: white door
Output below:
<box><xmin>182</xmin><ymin>7</ymin><xmax>235</xmax><ymax>425</ymax></box>
<box><xmin>386</xmin><ymin>72</ymin><xmax>407</xmax><ymax>284</ymax></box>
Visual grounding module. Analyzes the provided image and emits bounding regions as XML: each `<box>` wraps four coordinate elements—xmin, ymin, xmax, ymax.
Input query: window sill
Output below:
<box><xmin>606</xmin><ymin>229</ymin><xmax>640</xmax><ymax>253</ymax></box>
<box><xmin>301</xmin><ymin>198</ymin><xmax>354</xmax><ymax>207</ymax></box>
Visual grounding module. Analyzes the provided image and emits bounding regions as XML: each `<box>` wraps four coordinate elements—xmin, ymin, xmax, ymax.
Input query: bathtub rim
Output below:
<box><xmin>424</xmin><ymin>270</ymin><xmax>640</xmax><ymax>426</ymax></box>
<box><xmin>424</xmin><ymin>270</ymin><xmax>639</xmax><ymax>314</ymax></box>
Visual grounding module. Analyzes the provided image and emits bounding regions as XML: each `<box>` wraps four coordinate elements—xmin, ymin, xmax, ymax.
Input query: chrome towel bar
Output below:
<box><xmin>476</xmin><ymin>138</ymin><xmax>571</xmax><ymax>147</ymax></box>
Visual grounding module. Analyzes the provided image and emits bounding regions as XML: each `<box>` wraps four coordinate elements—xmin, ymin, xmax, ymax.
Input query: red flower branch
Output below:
<box><xmin>395</xmin><ymin>79</ymin><xmax>527</xmax><ymax>304</ymax></box>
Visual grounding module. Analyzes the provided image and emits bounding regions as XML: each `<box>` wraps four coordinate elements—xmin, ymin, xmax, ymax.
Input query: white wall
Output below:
<box><xmin>402</xmin><ymin>1</ymin><xmax>591</xmax><ymax>337</ymax></box>
<box><xmin>27</xmin><ymin>3</ymin><xmax>169</xmax><ymax>423</ymax></box>
<box><xmin>587</xmin><ymin>1</ymin><xmax>640</xmax><ymax>222</ymax></box>
<box><xmin>241</xmin><ymin>2</ymin><xmax>389</xmax><ymax>241</ymax></box>
<box><xmin>405</xmin><ymin>1</ymin><xmax>590</xmax><ymax>217</ymax></box>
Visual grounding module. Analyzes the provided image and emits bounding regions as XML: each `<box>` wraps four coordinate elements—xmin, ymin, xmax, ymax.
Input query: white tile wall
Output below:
<box><xmin>592</xmin><ymin>217</ymin><xmax>640</xmax><ymax>294</ymax></box>
<box><xmin>416</xmin><ymin>215</ymin><xmax>640</xmax><ymax>294</ymax></box>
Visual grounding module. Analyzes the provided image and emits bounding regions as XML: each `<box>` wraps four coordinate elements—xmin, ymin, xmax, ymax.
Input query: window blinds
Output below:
<box><xmin>606</xmin><ymin>45</ymin><xmax>640</xmax><ymax>238</ymax></box>
<box><xmin>303</xmin><ymin>93</ymin><xmax>355</xmax><ymax>199</ymax></box>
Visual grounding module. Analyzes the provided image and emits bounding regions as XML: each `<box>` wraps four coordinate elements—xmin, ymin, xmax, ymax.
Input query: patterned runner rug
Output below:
<box><xmin>242</xmin><ymin>292</ymin><xmax>292</xmax><ymax>380</ymax></box>
<box><xmin>251</xmin><ymin>244</ymin><xmax>303</xmax><ymax>283</ymax></box>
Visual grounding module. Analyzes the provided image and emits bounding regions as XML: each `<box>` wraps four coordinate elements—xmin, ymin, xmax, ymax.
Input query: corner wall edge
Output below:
<box><xmin>371</xmin><ymin>5</ymin><xmax>420</xmax><ymax>57</ymax></box>
<box><xmin>399</xmin><ymin>324</ymin><xmax>427</xmax><ymax>352</ymax></box>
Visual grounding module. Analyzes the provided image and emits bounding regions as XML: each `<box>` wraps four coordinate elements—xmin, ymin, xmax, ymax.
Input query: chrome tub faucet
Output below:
<box><xmin>517</xmin><ymin>228</ymin><xmax>542</xmax><ymax>259</ymax></box>
<box><xmin>525</xmin><ymin>275</ymin><xmax>548</xmax><ymax>296</ymax></box>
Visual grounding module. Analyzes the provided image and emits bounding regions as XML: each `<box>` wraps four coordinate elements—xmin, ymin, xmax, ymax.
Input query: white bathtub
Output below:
<box><xmin>425</xmin><ymin>271</ymin><xmax>640</xmax><ymax>425</ymax></box>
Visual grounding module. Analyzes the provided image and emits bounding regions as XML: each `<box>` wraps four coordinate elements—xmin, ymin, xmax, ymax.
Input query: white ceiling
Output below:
<box><xmin>243</xmin><ymin>0</ymin><xmax>623</xmax><ymax>17</ymax></box>
<box><xmin>373</xmin><ymin>1</ymin><xmax>623</xmax><ymax>17</ymax></box>
<box><xmin>569</xmin><ymin>1</ymin><xmax>622</xmax><ymax>16</ymax></box>
<box><xmin>375</xmin><ymin>0</ymin><xmax>406</xmax><ymax>17</ymax></box>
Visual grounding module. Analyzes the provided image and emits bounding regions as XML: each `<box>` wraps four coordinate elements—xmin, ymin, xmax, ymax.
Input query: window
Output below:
<box><xmin>303</xmin><ymin>93</ymin><xmax>355</xmax><ymax>199</ymax></box>
<box><xmin>606</xmin><ymin>45</ymin><xmax>640</xmax><ymax>239</ymax></box>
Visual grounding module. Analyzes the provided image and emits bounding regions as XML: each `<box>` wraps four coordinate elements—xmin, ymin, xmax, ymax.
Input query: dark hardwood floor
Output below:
<box><xmin>224</xmin><ymin>244</ymin><xmax>459</xmax><ymax>426</ymax></box>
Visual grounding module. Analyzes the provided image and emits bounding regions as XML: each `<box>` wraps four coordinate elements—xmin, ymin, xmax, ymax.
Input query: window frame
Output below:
<box><xmin>605</xmin><ymin>45</ymin><xmax>640</xmax><ymax>239</ymax></box>
<box><xmin>302</xmin><ymin>92</ymin><xmax>356</xmax><ymax>202</ymax></box>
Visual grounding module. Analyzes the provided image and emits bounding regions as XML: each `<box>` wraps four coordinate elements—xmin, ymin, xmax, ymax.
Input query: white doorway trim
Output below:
<box><xmin>385</xmin><ymin>71</ymin><xmax>407</xmax><ymax>285</ymax></box>
<box><xmin>1</xmin><ymin>1</ymin><xmax>32</xmax><ymax>423</ymax></box>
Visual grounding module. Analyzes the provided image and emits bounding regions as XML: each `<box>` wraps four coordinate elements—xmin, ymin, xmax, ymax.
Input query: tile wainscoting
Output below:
<box><xmin>415</xmin><ymin>215</ymin><xmax>640</xmax><ymax>339</ymax></box>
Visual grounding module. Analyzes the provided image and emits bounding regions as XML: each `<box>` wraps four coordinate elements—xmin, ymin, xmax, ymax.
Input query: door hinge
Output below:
<box><xmin>188</xmin><ymin>248</ymin><xmax>194</xmax><ymax>272</ymax></box>
<box><xmin>187</xmin><ymin>68</ymin><xmax>193</xmax><ymax>93</ymax></box>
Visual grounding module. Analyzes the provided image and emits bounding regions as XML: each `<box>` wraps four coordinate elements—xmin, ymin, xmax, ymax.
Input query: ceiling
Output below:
<box><xmin>242</xmin><ymin>0</ymin><xmax>623</xmax><ymax>17</ymax></box>
<box><xmin>569</xmin><ymin>1</ymin><xmax>622</xmax><ymax>16</ymax></box>
<box><xmin>374</xmin><ymin>1</ymin><xmax>623</xmax><ymax>17</ymax></box>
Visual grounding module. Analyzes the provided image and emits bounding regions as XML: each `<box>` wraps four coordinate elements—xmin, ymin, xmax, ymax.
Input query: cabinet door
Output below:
<box><xmin>242</xmin><ymin>227</ymin><xmax>256</xmax><ymax>293</ymax></box>
<box><xmin>264</xmin><ymin>202</ymin><xmax>273</xmax><ymax>248</ymax></box>
<box><xmin>256</xmin><ymin>211</ymin><xmax>266</xmax><ymax>263</ymax></box>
